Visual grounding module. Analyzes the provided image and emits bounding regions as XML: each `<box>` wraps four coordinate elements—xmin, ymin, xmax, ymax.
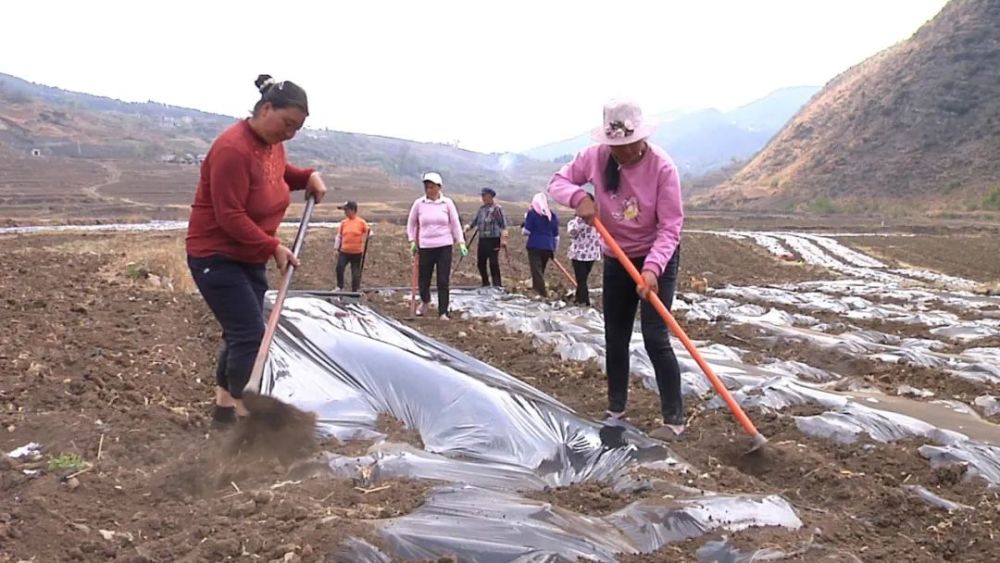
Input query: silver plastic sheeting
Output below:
<box><xmin>974</xmin><ymin>396</ymin><xmax>1000</xmax><ymax>417</ymax></box>
<box><xmin>374</xmin><ymin>486</ymin><xmax>801</xmax><ymax>563</ymax></box>
<box><xmin>264</xmin><ymin>297</ymin><xmax>683</xmax><ymax>486</ymax></box>
<box><xmin>258</xmin><ymin>295</ymin><xmax>805</xmax><ymax>559</ymax></box>
<box><xmin>733</xmin><ymin>323</ymin><xmax>1000</xmax><ymax>385</ymax></box>
<box><xmin>715</xmin><ymin>376</ymin><xmax>1000</xmax><ymax>484</ymax></box>
<box><xmin>448</xmin><ymin>285</ymin><xmax>1000</xmax><ymax>484</ymax></box>
<box><xmin>903</xmin><ymin>485</ymin><xmax>974</xmax><ymax>512</ymax></box>
<box><xmin>712</xmin><ymin>230</ymin><xmax>980</xmax><ymax>291</ymax></box>
<box><xmin>919</xmin><ymin>442</ymin><xmax>1000</xmax><ymax>484</ymax></box>
<box><xmin>795</xmin><ymin>405</ymin><xmax>968</xmax><ymax>445</ymax></box>
<box><xmin>712</xmin><ymin>284</ymin><xmax>1000</xmax><ymax>340</ymax></box>
<box><xmin>449</xmin><ymin>291</ymin><xmax>764</xmax><ymax>400</ymax></box>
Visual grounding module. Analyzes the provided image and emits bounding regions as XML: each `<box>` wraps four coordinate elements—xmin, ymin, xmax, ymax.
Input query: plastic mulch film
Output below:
<box><xmin>263</xmin><ymin>297</ymin><xmax>687</xmax><ymax>487</ymax></box>
<box><xmin>369</xmin><ymin>486</ymin><xmax>801</xmax><ymax>563</ymax></box>
<box><xmin>257</xmin><ymin>295</ymin><xmax>806</xmax><ymax>560</ymax></box>
<box><xmin>444</xmin><ymin>288</ymin><xmax>1000</xmax><ymax>485</ymax></box>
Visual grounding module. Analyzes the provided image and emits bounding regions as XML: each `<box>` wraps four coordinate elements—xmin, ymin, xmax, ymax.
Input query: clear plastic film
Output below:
<box><xmin>258</xmin><ymin>295</ymin><xmax>805</xmax><ymax>559</ymax></box>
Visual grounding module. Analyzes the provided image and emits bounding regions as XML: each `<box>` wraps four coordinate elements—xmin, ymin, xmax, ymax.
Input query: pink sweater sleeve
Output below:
<box><xmin>406</xmin><ymin>199</ymin><xmax>420</xmax><ymax>243</ymax></box>
<box><xmin>548</xmin><ymin>146</ymin><xmax>598</xmax><ymax>208</ymax></box>
<box><xmin>641</xmin><ymin>166</ymin><xmax>684</xmax><ymax>277</ymax></box>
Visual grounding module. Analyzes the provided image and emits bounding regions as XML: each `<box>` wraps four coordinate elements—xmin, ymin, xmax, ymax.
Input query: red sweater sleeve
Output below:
<box><xmin>284</xmin><ymin>163</ymin><xmax>315</xmax><ymax>191</ymax></box>
<box><xmin>209</xmin><ymin>146</ymin><xmax>281</xmax><ymax>258</ymax></box>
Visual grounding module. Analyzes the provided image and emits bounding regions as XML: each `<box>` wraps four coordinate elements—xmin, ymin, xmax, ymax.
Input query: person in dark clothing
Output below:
<box><xmin>186</xmin><ymin>74</ymin><xmax>328</xmax><ymax>426</ymax></box>
<box><xmin>468</xmin><ymin>187</ymin><xmax>508</xmax><ymax>287</ymax></box>
<box><xmin>521</xmin><ymin>193</ymin><xmax>560</xmax><ymax>297</ymax></box>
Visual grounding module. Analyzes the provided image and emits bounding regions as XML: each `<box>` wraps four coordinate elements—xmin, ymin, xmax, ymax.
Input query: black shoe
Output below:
<box><xmin>212</xmin><ymin>405</ymin><xmax>237</xmax><ymax>429</ymax></box>
<box><xmin>663</xmin><ymin>411</ymin><xmax>686</xmax><ymax>427</ymax></box>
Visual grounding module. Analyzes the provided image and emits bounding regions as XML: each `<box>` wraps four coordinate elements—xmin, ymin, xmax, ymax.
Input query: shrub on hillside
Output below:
<box><xmin>983</xmin><ymin>185</ymin><xmax>1000</xmax><ymax>210</ymax></box>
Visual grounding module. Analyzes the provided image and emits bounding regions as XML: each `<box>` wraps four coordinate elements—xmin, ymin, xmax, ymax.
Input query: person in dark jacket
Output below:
<box><xmin>522</xmin><ymin>193</ymin><xmax>560</xmax><ymax>297</ymax></box>
<box><xmin>468</xmin><ymin>187</ymin><xmax>508</xmax><ymax>287</ymax></box>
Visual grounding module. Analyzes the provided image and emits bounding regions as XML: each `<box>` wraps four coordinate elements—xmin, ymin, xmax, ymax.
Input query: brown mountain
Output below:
<box><xmin>699</xmin><ymin>0</ymin><xmax>1000</xmax><ymax>213</ymax></box>
<box><xmin>0</xmin><ymin>73</ymin><xmax>557</xmax><ymax>200</ymax></box>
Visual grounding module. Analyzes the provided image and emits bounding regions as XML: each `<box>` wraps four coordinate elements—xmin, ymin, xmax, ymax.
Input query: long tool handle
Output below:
<box><xmin>456</xmin><ymin>229</ymin><xmax>478</xmax><ymax>269</ymax></box>
<box><xmin>551</xmin><ymin>256</ymin><xmax>577</xmax><ymax>288</ymax></box>
<box><xmin>244</xmin><ymin>194</ymin><xmax>317</xmax><ymax>394</ymax></box>
<box><xmin>592</xmin><ymin>218</ymin><xmax>765</xmax><ymax>445</ymax></box>
<box><xmin>359</xmin><ymin>229</ymin><xmax>372</xmax><ymax>273</ymax></box>
<box><xmin>409</xmin><ymin>253</ymin><xmax>419</xmax><ymax>314</ymax></box>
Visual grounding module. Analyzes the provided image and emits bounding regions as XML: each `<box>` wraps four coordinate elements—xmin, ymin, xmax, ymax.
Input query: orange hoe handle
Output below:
<box><xmin>551</xmin><ymin>256</ymin><xmax>578</xmax><ymax>288</ymax></box>
<box><xmin>593</xmin><ymin>217</ymin><xmax>766</xmax><ymax>446</ymax></box>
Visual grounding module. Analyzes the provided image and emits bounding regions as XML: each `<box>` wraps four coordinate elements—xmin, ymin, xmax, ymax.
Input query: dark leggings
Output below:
<box><xmin>188</xmin><ymin>254</ymin><xmax>267</xmax><ymax>399</ymax></box>
<box><xmin>418</xmin><ymin>245</ymin><xmax>453</xmax><ymax>315</ymax></box>
<box><xmin>602</xmin><ymin>248</ymin><xmax>682</xmax><ymax>419</ymax></box>
<box><xmin>527</xmin><ymin>248</ymin><xmax>552</xmax><ymax>297</ymax></box>
<box><xmin>336</xmin><ymin>252</ymin><xmax>363</xmax><ymax>291</ymax></box>
<box><xmin>571</xmin><ymin>259</ymin><xmax>595</xmax><ymax>305</ymax></box>
<box><xmin>477</xmin><ymin>237</ymin><xmax>503</xmax><ymax>287</ymax></box>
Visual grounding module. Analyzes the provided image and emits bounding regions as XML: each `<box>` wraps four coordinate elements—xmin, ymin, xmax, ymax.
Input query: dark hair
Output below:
<box><xmin>252</xmin><ymin>74</ymin><xmax>309</xmax><ymax>116</ymax></box>
<box><xmin>603</xmin><ymin>153</ymin><xmax>620</xmax><ymax>194</ymax></box>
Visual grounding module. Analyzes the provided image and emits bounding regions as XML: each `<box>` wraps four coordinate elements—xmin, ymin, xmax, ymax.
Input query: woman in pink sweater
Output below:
<box><xmin>406</xmin><ymin>172</ymin><xmax>468</xmax><ymax>320</ymax></box>
<box><xmin>548</xmin><ymin>99</ymin><xmax>685</xmax><ymax>436</ymax></box>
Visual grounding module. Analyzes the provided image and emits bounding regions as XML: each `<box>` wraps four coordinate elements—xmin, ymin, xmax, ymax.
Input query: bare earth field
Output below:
<box><xmin>1</xmin><ymin>221</ymin><xmax>998</xmax><ymax>561</ymax></box>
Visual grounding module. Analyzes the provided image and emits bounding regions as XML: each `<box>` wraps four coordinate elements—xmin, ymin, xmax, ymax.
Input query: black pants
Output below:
<box><xmin>602</xmin><ymin>248</ymin><xmax>682</xmax><ymax>420</ymax></box>
<box><xmin>419</xmin><ymin>245</ymin><xmax>453</xmax><ymax>315</ymax></box>
<box><xmin>477</xmin><ymin>237</ymin><xmax>502</xmax><ymax>287</ymax></box>
<box><xmin>336</xmin><ymin>252</ymin><xmax>363</xmax><ymax>291</ymax></box>
<box><xmin>188</xmin><ymin>254</ymin><xmax>267</xmax><ymax>399</ymax></box>
<box><xmin>571</xmin><ymin>259</ymin><xmax>596</xmax><ymax>305</ymax></box>
<box><xmin>527</xmin><ymin>248</ymin><xmax>553</xmax><ymax>297</ymax></box>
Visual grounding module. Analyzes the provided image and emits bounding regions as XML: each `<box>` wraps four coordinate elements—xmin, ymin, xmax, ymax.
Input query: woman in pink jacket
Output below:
<box><xmin>548</xmin><ymin>99</ymin><xmax>685</xmax><ymax>436</ymax></box>
<box><xmin>407</xmin><ymin>172</ymin><xmax>468</xmax><ymax>320</ymax></box>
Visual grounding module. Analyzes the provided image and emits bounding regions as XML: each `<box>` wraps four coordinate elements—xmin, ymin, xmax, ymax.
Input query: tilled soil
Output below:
<box><xmin>0</xmin><ymin>233</ymin><xmax>428</xmax><ymax>563</ymax></box>
<box><xmin>2</xmin><ymin>226</ymin><xmax>998</xmax><ymax>562</ymax></box>
<box><xmin>844</xmin><ymin>235</ymin><xmax>1000</xmax><ymax>283</ymax></box>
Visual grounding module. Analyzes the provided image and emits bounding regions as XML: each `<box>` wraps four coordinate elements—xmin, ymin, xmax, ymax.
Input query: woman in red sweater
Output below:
<box><xmin>186</xmin><ymin>75</ymin><xmax>327</xmax><ymax>426</ymax></box>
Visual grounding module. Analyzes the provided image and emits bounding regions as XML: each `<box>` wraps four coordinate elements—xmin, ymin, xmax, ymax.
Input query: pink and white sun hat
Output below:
<box><xmin>591</xmin><ymin>99</ymin><xmax>657</xmax><ymax>146</ymax></box>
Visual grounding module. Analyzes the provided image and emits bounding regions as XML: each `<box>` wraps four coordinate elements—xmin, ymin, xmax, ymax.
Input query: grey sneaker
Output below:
<box><xmin>416</xmin><ymin>302</ymin><xmax>428</xmax><ymax>316</ymax></box>
<box><xmin>439</xmin><ymin>314</ymin><xmax>450</xmax><ymax>321</ymax></box>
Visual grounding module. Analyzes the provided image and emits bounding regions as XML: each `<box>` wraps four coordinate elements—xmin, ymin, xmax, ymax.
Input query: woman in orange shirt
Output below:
<box><xmin>334</xmin><ymin>200</ymin><xmax>370</xmax><ymax>291</ymax></box>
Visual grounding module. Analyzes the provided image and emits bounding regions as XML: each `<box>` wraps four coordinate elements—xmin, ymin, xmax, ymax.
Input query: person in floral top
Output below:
<box><xmin>567</xmin><ymin>216</ymin><xmax>600</xmax><ymax>305</ymax></box>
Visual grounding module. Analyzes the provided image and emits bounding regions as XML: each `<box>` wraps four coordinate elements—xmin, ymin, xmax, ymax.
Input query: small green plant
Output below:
<box><xmin>807</xmin><ymin>197</ymin><xmax>841</xmax><ymax>214</ymax></box>
<box><xmin>983</xmin><ymin>185</ymin><xmax>1000</xmax><ymax>211</ymax></box>
<box><xmin>125</xmin><ymin>262</ymin><xmax>150</xmax><ymax>280</ymax></box>
<box><xmin>48</xmin><ymin>452</ymin><xmax>85</xmax><ymax>472</ymax></box>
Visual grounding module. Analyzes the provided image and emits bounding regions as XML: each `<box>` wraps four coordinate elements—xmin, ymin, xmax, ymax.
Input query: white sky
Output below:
<box><xmin>2</xmin><ymin>0</ymin><xmax>947</xmax><ymax>153</ymax></box>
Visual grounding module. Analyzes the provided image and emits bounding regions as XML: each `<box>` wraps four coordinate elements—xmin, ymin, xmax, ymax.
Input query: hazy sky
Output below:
<box><xmin>2</xmin><ymin>0</ymin><xmax>947</xmax><ymax>153</ymax></box>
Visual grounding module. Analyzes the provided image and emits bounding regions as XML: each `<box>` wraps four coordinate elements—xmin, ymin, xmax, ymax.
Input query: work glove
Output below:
<box><xmin>458</xmin><ymin>243</ymin><xmax>469</xmax><ymax>257</ymax></box>
<box><xmin>410</xmin><ymin>241</ymin><xmax>418</xmax><ymax>255</ymax></box>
